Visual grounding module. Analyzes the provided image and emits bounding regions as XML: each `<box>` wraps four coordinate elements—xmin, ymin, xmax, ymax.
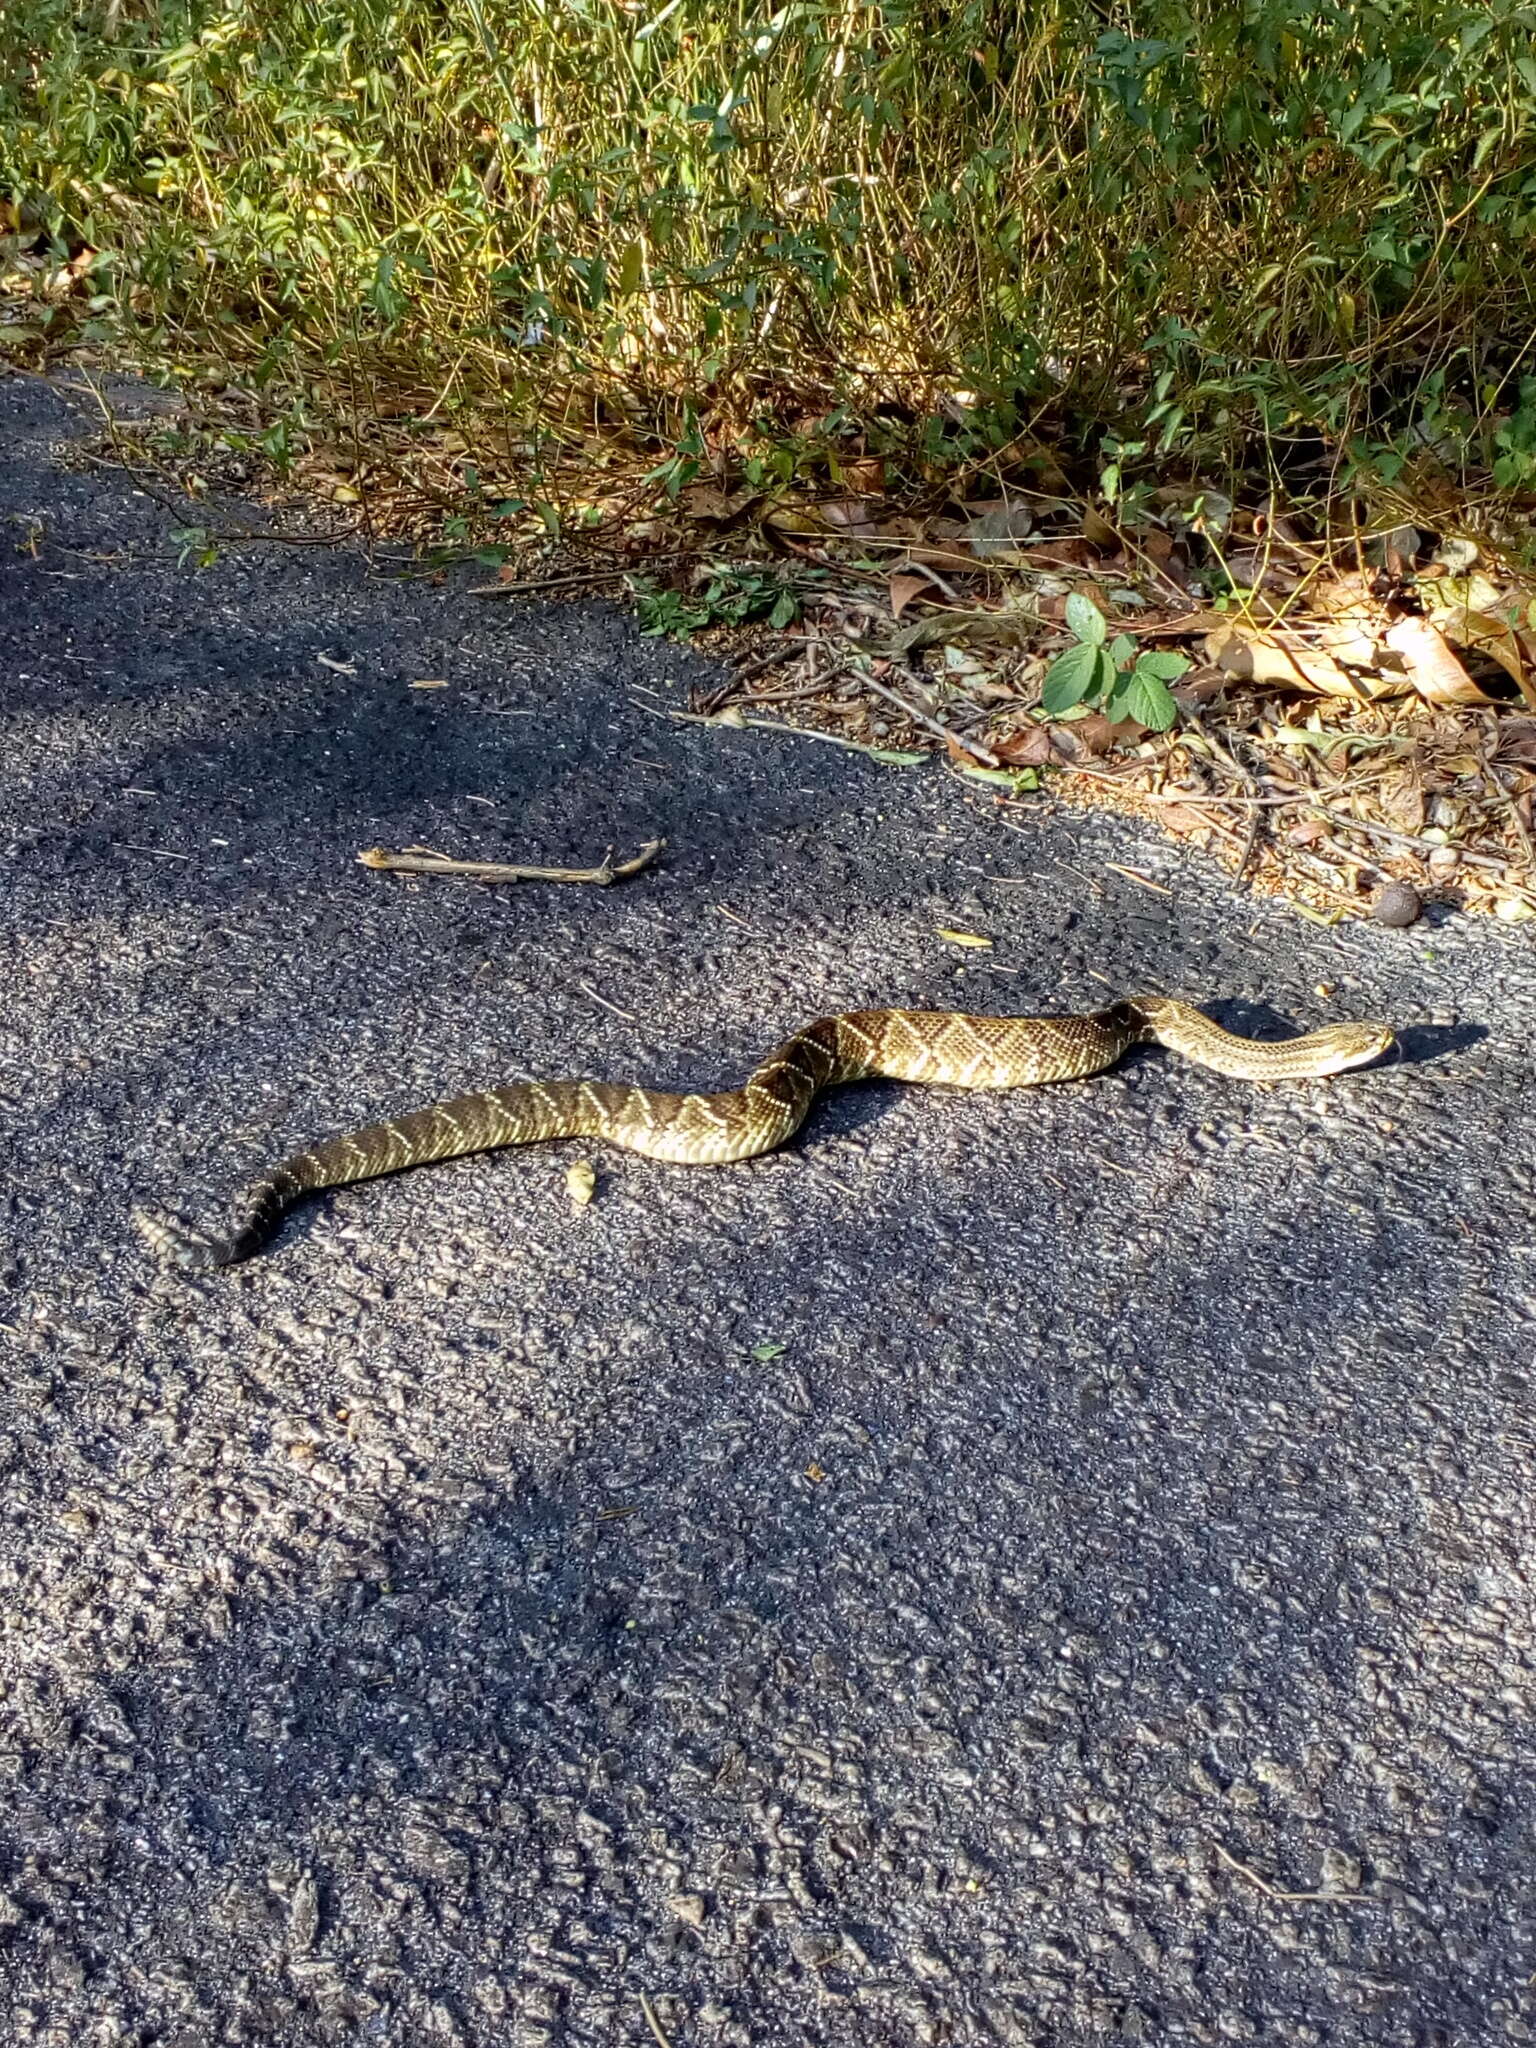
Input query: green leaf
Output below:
<box><xmin>615</xmin><ymin>240</ymin><xmax>644</xmax><ymax>297</ymax></box>
<box><xmin>867</xmin><ymin>747</ymin><xmax>929</xmax><ymax>765</ymax></box>
<box><xmin>962</xmin><ymin>765</ymin><xmax>1040</xmax><ymax>791</ymax></box>
<box><xmin>751</xmin><ymin>1340</ymin><xmax>786</xmax><ymax>1361</ymax></box>
<box><xmin>1138</xmin><ymin>648</ymin><xmax>1191</xmax><ymax>679</ymax></box>
<box><xmin>1116</xmin><ymin>664</ymin><xmax>1180</xmax><ymax>730</ymax></box>
<box><xmin>1108</xmin><ymin>632</ymin><xmax>1137</xmax><ymax>664</ymax></box>
<box><xmin>1064</xmin><ymin>591</ymin><xmax>1108</xmax><ymax>646</ymax></box>
<box><xmin>1040</xmin><ymin>639</ymin><xmax>1104</xmax><ymax>714</ymax></box>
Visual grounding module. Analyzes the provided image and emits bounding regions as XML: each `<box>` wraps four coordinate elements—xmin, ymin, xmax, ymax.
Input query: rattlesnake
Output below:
<box><xmin>133</xmin><ymin>996</ymin><xmax>1393</xmax><ymax>1270</ymax></box>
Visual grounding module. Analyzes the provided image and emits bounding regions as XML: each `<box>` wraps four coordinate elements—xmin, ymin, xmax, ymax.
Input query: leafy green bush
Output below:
<box><xmin>4</xmin><ymin>0</ymin><xmax>1535</xmax><ymax>497</ymax></box>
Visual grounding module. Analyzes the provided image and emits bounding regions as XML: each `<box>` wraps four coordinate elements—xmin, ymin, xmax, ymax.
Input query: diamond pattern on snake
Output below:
<box><xmin>133</xmin><ymin>996</ymin><xmax>1394</xmax><ymax>1270</ymax></box>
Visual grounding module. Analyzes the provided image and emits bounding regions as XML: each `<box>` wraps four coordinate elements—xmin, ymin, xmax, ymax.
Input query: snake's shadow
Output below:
<box><xmin>790</xmin><ymin>1075</ymin><xmax>909</xmax><ymax>1145</ymax></box>
<box><xmin>1378</xmin><ymin>1021</ymin><xmax>1486</xmax><ymax>1065</ymax></box>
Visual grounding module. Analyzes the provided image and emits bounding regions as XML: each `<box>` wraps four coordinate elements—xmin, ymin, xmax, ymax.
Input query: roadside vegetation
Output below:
<box><xmin>5</xmin><ymin>0</ymin><xmax>1536</xmax><ymax>915</ymax></box>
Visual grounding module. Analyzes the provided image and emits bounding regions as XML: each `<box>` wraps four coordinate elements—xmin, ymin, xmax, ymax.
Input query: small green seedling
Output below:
<box><xmin>631</xmin><ymin>565</ymin><xmax>800</xmax><ymax>638</ymax></box>
<box><xmin>1040</xmin><ymin>591</ymin><xmax>1189</xmax><ymax>731</ymax></box>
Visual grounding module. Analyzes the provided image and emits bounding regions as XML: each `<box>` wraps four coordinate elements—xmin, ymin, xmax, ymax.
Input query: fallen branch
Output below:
<box><xmin>729</xmin><ymin>635</ymin><xmax>817</xmax><ymax>686</ymax></box>
<box><xmin>1305</xmin><ymin>804</ymin><xmax>1536</xmax><ymax>890</ymax></box>
<box><xmin>357</xmin><ymin>838</ymin><xmax>665</xmax><ymax>885</ymax></box>
<box><xmin>467</xmin><ymin>555</ymin><xmax>691</xmax><ymax>598</ymax></box>
<box><xmin>695</xmin><ymin>634</ymin><xmax>814</xmax><ymax>714</ymax></box>
<box><xmin>635</xmin><ymin>698</ymin><xmax>925</xmax><ymax>762</ymax></box>
<box><xmin>861</xmin><ymin>674</ymin><xmax>1001</xmax><ymax>768</ymax></box>
<box><xmin>1230</xmin><ymin>803</ymin><xmax>1265</xmax><ymax>893</ymax></box>
<box><xmin>80</xmin><ymin>378</ymin><xmax>363</xmax><ymax>548</ymax></box>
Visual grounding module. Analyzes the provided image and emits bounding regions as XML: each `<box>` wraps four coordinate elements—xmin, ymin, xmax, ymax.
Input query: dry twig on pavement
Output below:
<box><xmin>357</xmin><ymin>839</ymin><xmax>665</xmax><ymax>885</ymax></box>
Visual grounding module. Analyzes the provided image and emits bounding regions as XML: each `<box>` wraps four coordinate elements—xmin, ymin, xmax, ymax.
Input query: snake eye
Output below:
<box><xmin>1349</xmin><ymin>1026</ymin><xmax>1395</xmax><ymax>1069</ymax></box>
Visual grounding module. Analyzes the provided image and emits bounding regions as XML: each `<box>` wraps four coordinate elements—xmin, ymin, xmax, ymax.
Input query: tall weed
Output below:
<box><xmin>4</xmin><ymin>0</ymin><xmax>1535</xmax><ymax>490</ymax></box>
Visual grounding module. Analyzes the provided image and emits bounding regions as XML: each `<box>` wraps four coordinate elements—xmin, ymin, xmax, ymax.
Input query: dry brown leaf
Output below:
<box><xmin>763</xmin><ymin>505</ymin><xmax>827</xmax><ymax>538</ymax></box>
<box><xmin>1316</xmin><ymin>619</ymin><xmax>1383</xmax><ymax>669</ymax></box>
<box><xmin>1160</xmin><ymin>803</ymin><xmax>1215</xmax><ymax>837</ymax></box>
<box><xmin>1015</xmin><ymin>538</ymin><xmax>1097</xmax><ymax>571</ymax></box>
<box><xmin>1294</xmin><ymin>573</ymin><xmax>1387</xmax><ymax>667</ymax></box>
<box><xmin>1381</xmin><ymin>616</ymin><xmax>1495</xmax><ymax>707</ymax></box>
<box><xmin>963</xmin><ymin>673</ymin><xmax>1030</xmax><ymax>704</ymax></box>
<box><xmin>681</xmin><ymin>481</ymin><xmax>760</xmax><ymax>524</ymax></box>
<box><xmin>1371</xmin><ymin>764</ymin><xmax>1427</xmax><ymax>835</ymax></box>
<box><xmin>1139</xmin><ymin>608</ymin><xmax>1226</xmax><ymax>639</ymax></box>
<box><xmin>815</xmin><ymin>496</ymin><xmax>880</xmax><ymax>536</ymax></box>
<box><xmin>1171</xmin><ymin>666</ymin><xmax>1226</xmax><ymax>708</ymax></box>
<box><xmin>899</xmin><ymin>543</ymin><xmax>982</xmax><ymax>573</ymax></box>
<box><xmin>1081</xmin><ymin>505</ymin><xmax>1123</xmax><ymax>552</ymax></box>
<box><xmin>1053</xmin><ymin>713</ymin><xmax>1139</xmax><ymax>757</ymax></box>
<box><xmin>888</xmin><ymin>572</ymin><xmax>930</xmax><ymax>621</ymax></box>
<box><xmin>1495</xmin><ymin>719</ymin><xmax>1536</xmax><ymax>763</ymax></box>
<box><xmin>1423</xmin><ymin>601</ymin><xmax>1536</xmax><ymax>710</ymax></box>
<box><xmin>1383</xmin><ymin>532</ymin><xmax>1418</xmax><ymax>580</ymax></box>
<box><xmin>1216</xmin><ymin>550</ymin><xmax>1304</xmax><ymax>596</ymax></box>
<box><xmin>988</xmin><ymin>724</ymin><xmax>1055</xmax><ymax>767</ymax></box>
<box><xmin>1310</xmin><ymin>570</ymin><xmax>1377</xmax><ymax>615</ymax></box>
<box><xmin>1205</xmin><ymin>621</ymin><xmax>1382</xmax><ymax>699</ymax></box>
<box><xmin>962</xmin><ymin>501</ymin><xmax>1035</xmax><ymax>562</ymax></box>
<box><xmin>1133</xmin><ymin>525</ymin><xmax>1192</xmax><ymax>590</ymax></box>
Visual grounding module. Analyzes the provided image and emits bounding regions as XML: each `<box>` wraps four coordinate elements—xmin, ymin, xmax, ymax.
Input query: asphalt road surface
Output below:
<box><xmin>3</xmin><ymin>370</ymin><xmax>1535</xmax><ymax>2047</ymax></box>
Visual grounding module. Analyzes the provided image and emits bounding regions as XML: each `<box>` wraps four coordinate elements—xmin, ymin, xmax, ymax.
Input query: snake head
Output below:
<box><xmin>1314</xmin><ymin>1021</ymin><xmax>1396</xmax><ymax>1074</ymax></box>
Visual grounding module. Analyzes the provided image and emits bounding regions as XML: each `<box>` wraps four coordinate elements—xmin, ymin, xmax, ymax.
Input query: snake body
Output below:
<box><xmin>133</xmin><ymin>997</ymin><xmax>1393</xmax><ymax>1270</ymax></box>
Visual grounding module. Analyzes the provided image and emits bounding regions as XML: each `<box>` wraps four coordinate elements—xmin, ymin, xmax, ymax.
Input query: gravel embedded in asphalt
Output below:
<box><xmin>2</xmin><ymin>369</ymin><xmax>1535</xmax><ymax>2046</ymax></box>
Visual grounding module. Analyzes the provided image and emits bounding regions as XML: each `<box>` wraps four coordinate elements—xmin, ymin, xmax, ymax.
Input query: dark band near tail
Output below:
<box><xmin>133</xmin><ymin>1170</ymin><xmax>295</xmax><ymax>1271</ymax></box>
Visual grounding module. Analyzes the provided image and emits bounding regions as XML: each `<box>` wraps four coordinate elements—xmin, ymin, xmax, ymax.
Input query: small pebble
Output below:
<box><xmin>1320</xmin><ymin>1846</ymin><xmax>1362</xmax><ymax>1891</ymax></box>
<box><xmin>1372</xmin><ymin>881</ymin><xmax>1422</xmax><ymax>927</ymax></box>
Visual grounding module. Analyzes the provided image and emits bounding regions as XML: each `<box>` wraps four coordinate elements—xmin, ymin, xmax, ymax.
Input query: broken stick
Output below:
<box><xmin>357</xmin><ymin>838</ymin><xmax>665</xmax><ymax>886</ymax></box>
